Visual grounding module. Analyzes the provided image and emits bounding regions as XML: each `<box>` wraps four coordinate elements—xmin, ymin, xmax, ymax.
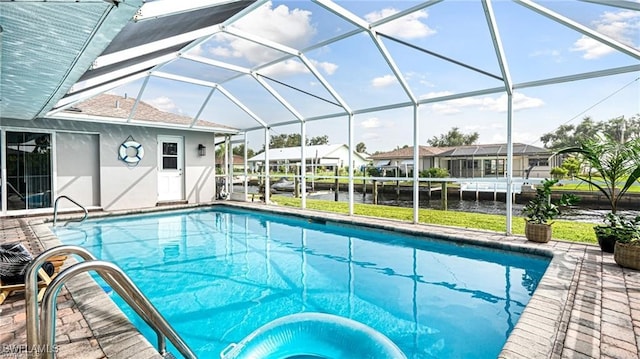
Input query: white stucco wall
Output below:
<box><xmin>3</xmin><ymin>118</ymin><xmax>217</xmax><ymax>212</ymax></box>
<box><xmin>56</xmin><ymin>132</ymin><xmax>100</xmax><ymax>208</ymax></box>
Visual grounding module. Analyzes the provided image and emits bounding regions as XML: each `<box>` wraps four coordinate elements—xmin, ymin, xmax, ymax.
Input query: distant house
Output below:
<box><xmin>437</xmin><ymin>143</ymin><xmax>551</xmax><ymax>178</ymax></box>
<box><xmin>370</xmin><ymin>143</ymin><xmax>551</xmax><ymax>178</ymax></box>
<box><xmin>369</xmin><ymin>146</ymin><xmax>451</xmax><ymax>176</ymax></box>
<box><xmin>248</xmin><ymin>144</ymin><xmax>369</xmax><ymax>173</ymax></box>
<box><xmin>215</xmin><ymin>154</ymin><xmax>244</xmax><ymax>172</ymax></box>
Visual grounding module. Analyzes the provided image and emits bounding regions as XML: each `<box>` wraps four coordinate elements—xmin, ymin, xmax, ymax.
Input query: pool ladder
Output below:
<box><xmin>52</xmin><ymin>195</ymin><xmax>88</xmax><ymax>226</ymax></box>
<box><xmin>24</xmin><ymin>245</ymin><xmax>196</xmax><ymax>359</ymax></box>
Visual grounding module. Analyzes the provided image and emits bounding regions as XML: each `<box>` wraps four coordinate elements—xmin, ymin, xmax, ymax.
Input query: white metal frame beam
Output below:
<box><xmin>516</xmin><ymin>0</ymin><xmax>640</xmax><ymax>61</ymax></box>
<box><xmin>133</xmin><ymin>0</ymin><xmax>242</xmax><ymax>22</ymax></box>
<box><xmin>483</xmin><ymin>0</ymin><xmax>515</xmax><ymax>234</ymax></box>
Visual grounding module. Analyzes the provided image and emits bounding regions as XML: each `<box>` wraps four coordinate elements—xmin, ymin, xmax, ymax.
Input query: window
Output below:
<box><xmin>5</xmin><ymin>132</ymin><xmax>52</xmax><ymax>210</ymax></box>
<box><xmin>162</xmin><ymin>142</ymin><xmax>178</xmax><ymax>169</ymax></box>
<box><xmin>528</xmin><ymin>158</ymin><xmax>549</xmax><ymax>167</ymax></box>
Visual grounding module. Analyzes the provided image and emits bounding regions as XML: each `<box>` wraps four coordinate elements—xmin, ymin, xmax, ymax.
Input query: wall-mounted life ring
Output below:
<box><xmin>119</xmin><ymin>140</ymin><xmax>144</xmax><ymax>164</ymax></box>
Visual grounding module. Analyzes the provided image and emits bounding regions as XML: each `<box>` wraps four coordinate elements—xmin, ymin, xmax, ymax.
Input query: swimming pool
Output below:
<box><xmin>54</xmin><ymin>207</ymin><xmax>549</xmax><ymax>358</ymax></box>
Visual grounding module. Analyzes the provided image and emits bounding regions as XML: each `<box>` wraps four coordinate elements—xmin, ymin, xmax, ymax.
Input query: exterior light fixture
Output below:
<box><xmin>198</xmin><ymin>144</ymin><xmax>206</xmax><ymax>156</ymax></box>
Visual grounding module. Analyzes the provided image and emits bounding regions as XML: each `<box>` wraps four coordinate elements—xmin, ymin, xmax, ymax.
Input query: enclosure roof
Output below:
<box><xmin>370</xmin><ymin>146</ymin><xmax>452</xmax><ymax>159</ymax></box>
<box><xmin>1</xmin><ymin>0</ymin><xmax>638</xmax><ymax>137</ymax></box>
<box><xmin>437</xmin><ymin>143</ymin><xmax>550</xmax><ymax>157</ymax></box>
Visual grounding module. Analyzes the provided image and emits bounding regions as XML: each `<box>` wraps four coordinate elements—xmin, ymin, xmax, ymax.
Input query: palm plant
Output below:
<box><xmin>556</xmin><ymin>135</ymin><xmax>640</xmax><ymax>214</ymax></box>
<box><xmin>556</xmin><ymin>135</ymin><xmax>640</xmax><ymax>251</ymax></box>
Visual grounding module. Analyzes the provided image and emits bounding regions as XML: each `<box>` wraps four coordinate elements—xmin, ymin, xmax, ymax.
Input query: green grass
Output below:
<box><xmin>272</xmin><ymin>195</ymin><xmax>598</xmax><ymax>244</ymax></box>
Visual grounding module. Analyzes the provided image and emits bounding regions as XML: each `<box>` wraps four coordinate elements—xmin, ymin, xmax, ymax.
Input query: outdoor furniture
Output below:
<box><xmin>0</xmin><ymin>242</ymin><xmax>66</xmax><ymax>304</ymax></box>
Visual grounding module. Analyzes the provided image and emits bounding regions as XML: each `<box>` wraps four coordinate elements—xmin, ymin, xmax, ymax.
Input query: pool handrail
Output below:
<box><xmin>25</xmin><ymin>246</ymin><xmax>100</xmax><ymax>359</ymax></box>
<box><xmin>26</xmin><ymin>246</ymin><xmax>196</xmax><ymax>359</ymax></box>
<box><xmin>53</xmin><ymin>195</ymin><xmax>88</xmax><ymax>226</ymax></box>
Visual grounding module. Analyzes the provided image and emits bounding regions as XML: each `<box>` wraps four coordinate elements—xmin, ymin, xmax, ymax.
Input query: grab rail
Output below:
<box><xmin>25</xmin><ymin>246</ymin><xmax>196</xmax><ymax>359</ymax></box>
<box><xmin>53</xmin><ymin>195</ymin><xmax>88</xmax><ymax>226</ymax></box>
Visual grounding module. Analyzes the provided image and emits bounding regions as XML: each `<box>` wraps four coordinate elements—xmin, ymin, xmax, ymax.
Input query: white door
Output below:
<box><xmin>157</xmin><ymin>136</ymin><xmax>184</xmax><ymax>201</ymax></box>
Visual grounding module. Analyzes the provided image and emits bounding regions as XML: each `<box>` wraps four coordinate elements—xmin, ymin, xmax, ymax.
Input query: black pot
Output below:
<box><xmin>596</xmin><ymin>233</ymin><xmax>616</xmax><ymax>253</ymax></box>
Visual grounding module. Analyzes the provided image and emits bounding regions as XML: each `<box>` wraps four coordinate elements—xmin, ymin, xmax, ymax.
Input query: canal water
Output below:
<box><xmin>234</xmin><ymin>185</ymin><xmax>639</xmax><ymax>224</ymax></box>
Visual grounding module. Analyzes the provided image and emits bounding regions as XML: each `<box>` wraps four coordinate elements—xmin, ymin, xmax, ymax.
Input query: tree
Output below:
<box><xmin>427</xmin><ymin>127</ymin><xmax>479</xmax><ymax>147</ymax></box>
<box><xmin>265</xmin><ymin>133</ymin><xmax>330</xmax><ymax>150</ymax></box>
<box><xmin>541</xmin><ymin>115</ymin><xmax>640</xmax><ymax>150</ymax></box>
<box><xmin>356</xmin><ymin>142</ymin><xmax>367</xmax><ymax>153</ymax></box>
<box><xmin>560</xmin><ymin>156</ymin><xmax>581</xmax><ymax>178</ymax></box>
<box><xmin>233</xmin><ymin>144</ymin><xmax>255</xmax><ymax>159</ymax></box>
<box><xmin>309</xmin><ymin>135</ymin><xmax>329</xmax><ymax>145</ymax></box>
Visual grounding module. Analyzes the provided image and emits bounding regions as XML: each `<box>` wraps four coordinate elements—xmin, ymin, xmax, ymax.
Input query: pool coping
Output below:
<box><xmin>31</xmin><ymin>202</ymin><xmax>586</xmax><ymax>358</ymax></box>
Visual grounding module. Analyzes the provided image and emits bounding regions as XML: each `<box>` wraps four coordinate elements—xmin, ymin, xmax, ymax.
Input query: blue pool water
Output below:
<box><xmin>54</xmin><ymin>207</ymin><xmax>549</xmax><ymax>358</ymax></box>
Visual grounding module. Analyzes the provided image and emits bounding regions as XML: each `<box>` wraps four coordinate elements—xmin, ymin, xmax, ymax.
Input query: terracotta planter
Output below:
<box><xmin>525</xmin><ymin>222</ymin><xmax>552</xmax><ymax>243</ymax></box>
<box><xmin>614</xmin><ymin>241</ymin><xmax>640</xmax><ymax>270</ymax></box>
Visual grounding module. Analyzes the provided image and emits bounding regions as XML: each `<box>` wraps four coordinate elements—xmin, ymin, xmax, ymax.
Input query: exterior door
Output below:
<box><xmin>157</xmin><ymin>136</ymin><xmax>184</xmax><ymax>201</ymax></box>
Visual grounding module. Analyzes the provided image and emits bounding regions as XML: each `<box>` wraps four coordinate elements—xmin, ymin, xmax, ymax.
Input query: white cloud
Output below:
<box><xmin>371</xmin><ymin>74</ymin><xmax>397</xmax><ymax>88</ymax></box>
<box><xmin>365</xmin><ymin>8</ymin><xmax>436</xmax><ymax>39</ymax></box>
<box><xmin>571</xmin><ymin>10</ymin><xmax>640</xmax><ymax>59</ymax></box>
<box><xmin>361</xmin><ymin>117</ymin><xmax>382</xmax><ymax>129</ymax></box>
<box><xmin>315</xmin><ymin>61</ymin><xmax>338</xmax><ymax>76</ymax></box>
<box><xmin>424</xmin><ymin>92</ymin><xmax>544</xmax><ymax>114</ymax></box>
<box><xmin>261</xmin><ymin>59</ymin><xmax>338</xmax><ymax>77</ymax></box>
<box><xmin>147</xmin><ymin>96</ymin><xmax>178</xmax><ymax>112</ymax></box>
<box><xmin>204</xmin><ymin>2</ymin><xmax>338</xmax><ymax>76</ymax></box>
<box><xmin>529</xmin><ymin>49</ymin><xmax>564</xmax><ymax>63</ymax></box>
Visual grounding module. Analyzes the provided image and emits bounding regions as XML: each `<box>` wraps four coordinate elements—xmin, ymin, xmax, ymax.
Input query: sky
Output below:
<box><xmin>106</xmin><ymin>0</ymin><xmax>640</xmax><ymax>153</ymax></box>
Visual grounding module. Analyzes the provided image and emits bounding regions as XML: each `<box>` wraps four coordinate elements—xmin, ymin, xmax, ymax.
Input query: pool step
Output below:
<box><xmin>163</xmin><ymin>352</ymin><xmax>177</xmax><ymax>359</ymax></box>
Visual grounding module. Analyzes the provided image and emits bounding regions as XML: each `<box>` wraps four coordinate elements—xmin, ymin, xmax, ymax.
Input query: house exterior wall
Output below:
<box><xmin>326</xmin><ymin>147</ymin><xmax>368</xmax><ymax>169</ymax></box>
<box><xmin>56</xmin><ymin>132</ymin><xmax>100</xmax><ymax>207</ymax></box>
<box><xmin>2</xmin><ymin>118</ymin><xmax>216</xmax><ymax>213</ymax></box>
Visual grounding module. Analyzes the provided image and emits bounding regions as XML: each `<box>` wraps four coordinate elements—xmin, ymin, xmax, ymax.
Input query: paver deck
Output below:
<box><xmin>1</xmin><ymin>204</ymin><xmax>639</xmax><ymax>358</ymax></box>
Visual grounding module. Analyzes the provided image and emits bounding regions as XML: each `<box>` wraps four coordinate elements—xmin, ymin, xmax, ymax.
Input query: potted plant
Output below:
<box><xmin>611</xmin><ymin>215</ymin><xmax>640</xmax><ymax>269</ymax></box>
<box><xmin>522</xmin><ymin>178</ymin><xmax>579</xmax><ymax>243</ymax></box>
<box><xmin>556</xmin><ymin>135</ymin><xmax>640</xmax><ymax>252</ymax></box>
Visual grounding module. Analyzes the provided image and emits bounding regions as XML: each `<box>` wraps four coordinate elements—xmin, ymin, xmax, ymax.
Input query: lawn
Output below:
<box><xmin>272</xmin><ymin>195</ymin><xmax>598</xmax><ymax>244</ymax></box>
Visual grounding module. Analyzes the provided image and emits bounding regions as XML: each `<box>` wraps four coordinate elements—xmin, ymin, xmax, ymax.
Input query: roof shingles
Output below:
<box><xmin>66</xmin><ymin>94</ymin><xmax>236</xmax><ymax>130</ymax></box>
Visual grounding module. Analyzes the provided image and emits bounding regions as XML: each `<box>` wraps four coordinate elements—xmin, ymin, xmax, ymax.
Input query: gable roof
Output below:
<box><xmin>61</xmin><ymin>94</ymin><xmax>237</xmax><ymax>132</ymax></box>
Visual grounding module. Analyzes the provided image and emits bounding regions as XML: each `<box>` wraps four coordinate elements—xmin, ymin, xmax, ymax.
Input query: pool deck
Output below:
<box><xmin>1</xmin><ymin>203</ymin><xmax>639</xmax><ymax>359</ymax></box>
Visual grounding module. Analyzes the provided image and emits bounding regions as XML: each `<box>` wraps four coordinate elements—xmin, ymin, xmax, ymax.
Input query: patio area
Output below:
<box><xmin>1</xmin><ymin>206</ymin><xmax>640</xmax><ymax>359</ymax></box>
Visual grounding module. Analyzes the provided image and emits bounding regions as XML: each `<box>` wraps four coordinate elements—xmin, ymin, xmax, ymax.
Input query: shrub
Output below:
<box><xmin>420</xmin><ymin>168</ymin><xmax>449</xmax><ymax>178</ymax></box>
<box><xmin>550</xmin><ymin>166</ymin><xmax>568</xmax><ymax>179</ymax></box>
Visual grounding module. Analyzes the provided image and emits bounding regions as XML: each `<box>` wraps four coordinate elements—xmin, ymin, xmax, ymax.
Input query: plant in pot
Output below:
<box><xmin>556</xmin><ymin>135</ymin><xmax>640</xmax><ymax>252</ymax></box>
<box><xmin>522</xmin><ymin>178</ymin><xmax>579</xmax><ymax>243</ymax></box>
<box><xmin>609</xmin><ymin>214</ymin><xmax>640</xmax><ymax>269</ymax></box>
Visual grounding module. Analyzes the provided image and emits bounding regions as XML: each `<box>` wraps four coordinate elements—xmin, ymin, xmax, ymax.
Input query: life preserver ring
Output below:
<box><xmin>119</xmin><ymin>141</ymin><xmax>144</xmax><ymax>164</ymax></box>
<box><xmin>220</xmin><ymin>312</ymin><xmax>407</xmax><ymax>359</ymax></box>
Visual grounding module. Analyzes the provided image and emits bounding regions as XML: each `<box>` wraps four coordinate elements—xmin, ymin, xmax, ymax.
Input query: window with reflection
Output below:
<box><xmin>162</xmin><ymin>142</ymin><xmax>178</xmax><ymax>170</ymax></box>
<box><xmin>5</xmin><ymin>132</ymin><xmax>52</xmax><ymax>210</ymax></box>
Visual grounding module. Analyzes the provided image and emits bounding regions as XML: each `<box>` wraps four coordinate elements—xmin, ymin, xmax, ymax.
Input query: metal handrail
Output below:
<box><xmin>53</xmin><ymin>195</ymin><xmax>88</xmax><ymax>226</ymax></box>
<box><xmin>25</xmin><ymin>246</ymin><xmax>196</xmax><ymax>359</ymax></box>
<box><xmin>25</xmin><ymin>246</ymin><xmax>99</xmax><ymax>359</ymax></box>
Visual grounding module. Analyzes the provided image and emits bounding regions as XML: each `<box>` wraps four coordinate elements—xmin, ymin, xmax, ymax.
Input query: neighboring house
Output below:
<box><xmin>0</xmin><ymin>93</ymin><xmax>237</xmax><ymax>214</ymax></box>
<box><xmin>215</xmin><ymin>154</ymin><xmax>245</xmax><ymax>172</ymax></box>
<box><xmin>248</xmin><ymin>144</ymin><xmax>369</xmax><ymax>173</ymax></box>
<box><xmin>370</xmin><ymin>143</ymin><xmax>551</xmax><ymax>178</ymax></box>
<box><xmin>438</xmin><ymin>143</ymin><xmax>551</xmax><ymax>178</ymax></box>
<box><xmin>369</xmin><ymin>146</ymin><xmax>452</xmax><ymax>176</ymax></box>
